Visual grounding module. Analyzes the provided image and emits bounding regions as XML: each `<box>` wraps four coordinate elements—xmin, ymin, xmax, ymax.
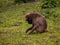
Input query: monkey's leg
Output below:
<box><xmin>43</xmin><ymin>29</ymin><xmax>48</xmax><ymax>32</ymax></box>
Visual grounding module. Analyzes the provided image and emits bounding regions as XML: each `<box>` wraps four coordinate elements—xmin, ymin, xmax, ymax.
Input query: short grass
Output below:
<box><xmin>0</xmin><ymin>3</ymin><xmax>60</xmax><ymax>45</ymax></box>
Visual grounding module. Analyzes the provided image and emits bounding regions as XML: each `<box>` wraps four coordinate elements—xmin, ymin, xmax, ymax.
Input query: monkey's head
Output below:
<box><xmin>25</xmin><ymin>14</ymin><xmax>32</xmax><ymax>24</ymax></box>
<box><xmin>25</xmin><ymin>12</ymin><xmax>41</xmax><ymax>24</ymax></box>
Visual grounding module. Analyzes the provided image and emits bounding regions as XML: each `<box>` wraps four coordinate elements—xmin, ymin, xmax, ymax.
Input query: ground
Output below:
<box><xmin>0</xmin><ymin>3</ymin><xmax>60</xmax><ymax>45</ymax></box>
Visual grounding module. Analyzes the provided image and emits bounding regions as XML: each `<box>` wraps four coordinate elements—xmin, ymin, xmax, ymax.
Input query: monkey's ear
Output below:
<box><xmin>26</xmin><ymin>15</ymin><xmax>29</xmax><ymax>18</ymax></box>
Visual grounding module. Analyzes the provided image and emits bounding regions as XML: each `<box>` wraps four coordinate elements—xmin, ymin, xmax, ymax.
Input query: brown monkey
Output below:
<box><xmin>25</xmin><ymin>11</ymin><xmax>48</xmax><ymax>34</ymax></box>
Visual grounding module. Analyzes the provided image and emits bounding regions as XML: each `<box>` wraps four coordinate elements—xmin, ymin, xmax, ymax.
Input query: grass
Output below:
<box><xmin>0</xmin><ymin>2</ymin><xmax>60</xmax><ymax>45</ymax></box>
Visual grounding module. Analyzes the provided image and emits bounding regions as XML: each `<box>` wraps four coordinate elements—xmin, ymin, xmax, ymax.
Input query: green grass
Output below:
<box><xmin>0</xmin><ymin>3</ymin><xmax>60</xmax><ymax>45</ymax></box>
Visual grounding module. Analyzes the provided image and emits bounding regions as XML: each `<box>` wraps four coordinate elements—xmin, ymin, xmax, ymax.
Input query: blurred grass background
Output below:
<box><xmin>0</xmin><ymin>0</ymin><xmax>60</xmax><ymax>45</ymax></box>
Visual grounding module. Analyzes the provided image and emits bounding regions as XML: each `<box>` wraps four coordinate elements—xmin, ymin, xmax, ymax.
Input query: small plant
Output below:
<box><xmin>41</xmin><ymin>9</ymin><xmax>58</xmax><ymax>19</ymax></box>
<box><xmin>41</xmin><ymin>0</ymin><xmax>60</xmax><ymax>9</ymax></box>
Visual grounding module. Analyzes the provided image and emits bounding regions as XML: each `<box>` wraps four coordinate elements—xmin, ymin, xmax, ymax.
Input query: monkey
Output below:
<box><xmin>25</xmin><ymin>11</ymin><xmax>48</xmax><ymax>34</ymax></box>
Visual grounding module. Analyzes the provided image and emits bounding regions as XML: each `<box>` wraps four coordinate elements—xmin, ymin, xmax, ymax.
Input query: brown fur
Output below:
<box><xmin>25</xmin><ymin>12</ymin><xmax>48</xmax><ymax>34</ymax></box>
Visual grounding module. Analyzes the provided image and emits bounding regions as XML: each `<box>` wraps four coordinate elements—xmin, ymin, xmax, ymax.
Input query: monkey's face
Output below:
<box><xmin>25</xmin><ymin>15</ymin><xmax>32</xmax><ymax>24</ymax></box>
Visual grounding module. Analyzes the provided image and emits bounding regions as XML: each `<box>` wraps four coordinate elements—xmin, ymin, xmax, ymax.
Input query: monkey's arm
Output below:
<box><xmin>26</xmin><ymin>26</ymin><xmax>33</xmax><ymax>33</ymax></box>
<box><xmin>29</xmin><ymin>24</ymin><xmax>39</xmax><ymax>34</ymax></box>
